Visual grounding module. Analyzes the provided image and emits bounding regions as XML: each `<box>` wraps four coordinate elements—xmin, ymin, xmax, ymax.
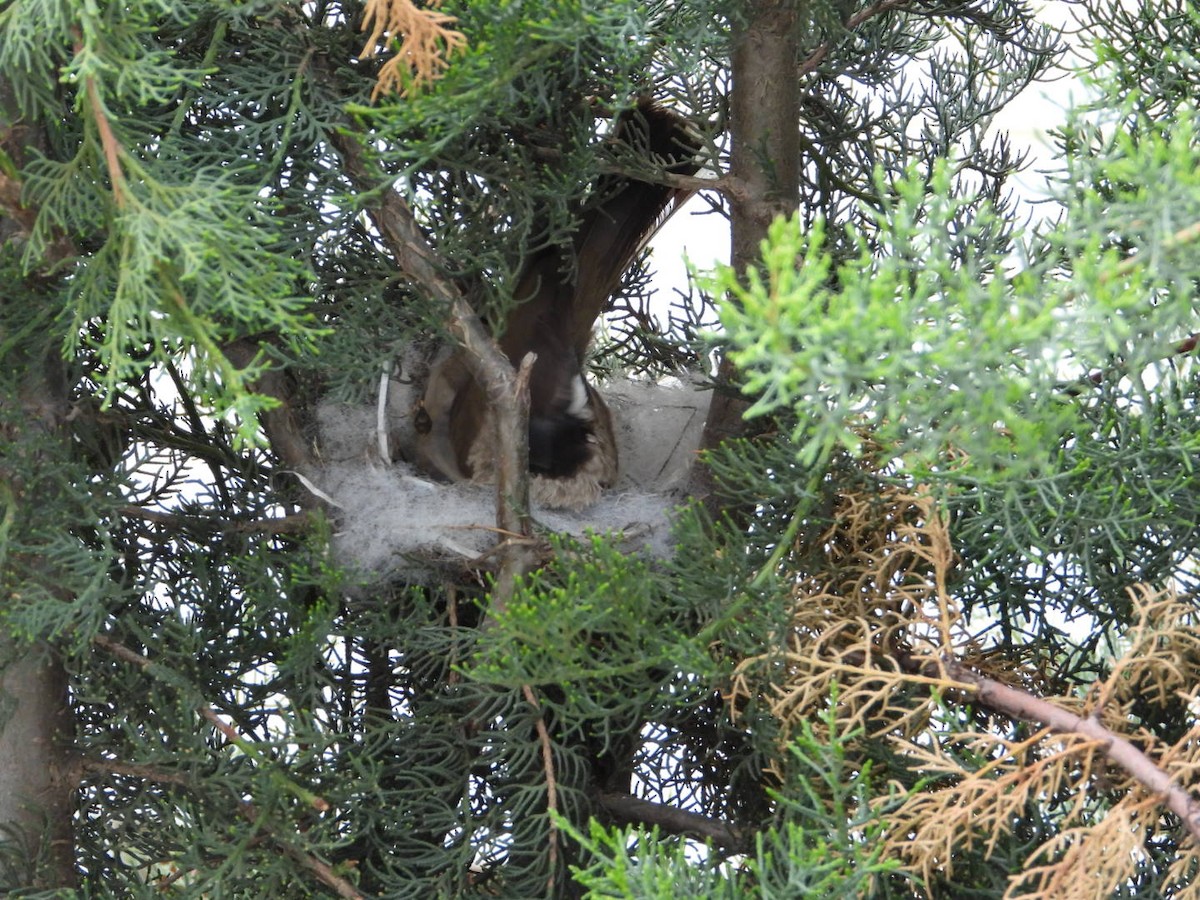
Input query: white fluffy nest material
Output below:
<box><xmin>308</xmin><ymin>374</ymin><xmax>709</xmax><ymax>582</ymax></box>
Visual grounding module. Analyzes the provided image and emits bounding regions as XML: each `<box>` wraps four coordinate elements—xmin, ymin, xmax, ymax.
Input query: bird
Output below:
<box><xmin>415</xmin><ymin>100</ymin><xmax>703</xmax><ymax>509</ymax></box>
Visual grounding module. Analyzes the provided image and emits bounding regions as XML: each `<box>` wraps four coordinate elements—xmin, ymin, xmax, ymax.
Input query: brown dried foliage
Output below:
<box><xmin>726</xmin><ymin>477</ymin><xmax>1200</xmax><ymax>898</ymax></box>
<box><xmin>358</xmin><ymin>0</ymin><xmax>467</xmax><ymax>99</ymax></box>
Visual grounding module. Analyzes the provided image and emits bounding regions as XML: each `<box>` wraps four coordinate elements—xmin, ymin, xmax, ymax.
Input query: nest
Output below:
<box><xmin>306</xmin><ymin>350</ymin><xmax>709</xmax><ymax>582</ymax></box>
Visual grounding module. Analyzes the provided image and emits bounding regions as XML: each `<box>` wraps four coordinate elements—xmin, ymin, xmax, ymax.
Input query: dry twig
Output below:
<box><xmin>523</xmin><ymin>684</ymin><xmax>560</xmax><ymax>892</ymax></box>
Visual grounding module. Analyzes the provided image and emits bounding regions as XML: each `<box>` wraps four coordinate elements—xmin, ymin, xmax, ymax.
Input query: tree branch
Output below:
<box><xmin>118</xmin><ymin>505</ymin><xmax>315</xmax><ymax>536</ymax></box>
<box><xmin>941</xmin><ymin>658</ymin><xmax>1200</xmax><ymax>845</ymax></box>
<box><xmin>76</xmin><ymin>755</ymin><xmax>192</xmax><ymax>787</ymax></box>
<box><xmin>72</xmin><ymin>30</ymin><xmax>129</xmax><ymax>209</ymax></box>
<box><xmin>523</xmin><ymin>684</ymin><xmax>560</xmax><ymax>892</ymax></box>
<box><xmin>330</xmin><ymin>128</ymin><xmax>532</xmax><ymax>539</ymax></box>
<box><xmin>598</xmin><ymin>164</ymin><xmax>740</xmax><ymax>200</ymax></box>
<box><xmin>73</xmin><ymin>667</ymin><xmax>355</xmax><ymax>897</ymax></box>
<box><xmin>238</xmin><ymin>801</ymin><xmax>365</xmax><ymax>900</ymax></box>
<box><xmin>595</xmin><ymin>791</ymin><xmax>742</xmax><ymax>851</ymax></box>
<box><xmin>798</xmin><ymin>0</ymin><xmax>911</xmax><ymax>78</ymax></box>
<box><xmin>92</xmin><ymin>634</ymin><xmax>331</xmax><ymax>813</ymax></box>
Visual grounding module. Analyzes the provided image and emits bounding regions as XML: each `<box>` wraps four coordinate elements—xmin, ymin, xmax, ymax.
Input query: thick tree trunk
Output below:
<box><xmin>729</xmin><ymin>1</ymin><xmax>802</xmax><ymax>273</ymax></box>
<box><xmin>0</xmin><ymin>81</ymin><xmax>79</xmax><ymax>890</ymax></box>
<box><xmin>0</xmin><ymin>645</ymin><xmax>77</xmax><ymax>888</ymax></box>
<box><xmin>690</xmin><ymin>0</ymin><xmax>802</xmax><ymax>503</ymax></box>
<box><xmin>0</xmin><ymin>354</ymin><xmax>79</xmax><ymax>888</ymax></box>
<box><xmin>0</xmin><ymin>356</ymin><xmax>79</xmax><ymax>889</ymax></box>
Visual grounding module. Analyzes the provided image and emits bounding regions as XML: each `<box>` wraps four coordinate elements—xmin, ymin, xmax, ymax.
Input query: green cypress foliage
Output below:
<box><xmin>4</xmin><ymin>2</ymin><xmax>1200</xmax><ymax>898</ymax></box>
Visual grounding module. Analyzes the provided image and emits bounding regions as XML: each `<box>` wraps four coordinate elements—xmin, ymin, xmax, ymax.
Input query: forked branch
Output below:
<box><xmin>331</xmin><ymin>129</ymin><xmax>532</xmax><ymax>539</ymax></box>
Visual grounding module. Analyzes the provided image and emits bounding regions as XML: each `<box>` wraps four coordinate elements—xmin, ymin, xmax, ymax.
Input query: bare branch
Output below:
<box><xmin>523</xmin><ymin>684</ymin><xmax>560</xmax><ymax>892</ymax></box>
<box><xmin>595</xmin><ymin>791</ymin><xmax>742</xmax><ymax>851</ymax></box>
<box><xmin>598</xmin><ymin>164</ymin><xmax>740</xmax><ymax>200</ymax></box>
<box><xmin>118</xmin><ymin>505</ymin><xmax>315</xmax><ymax>536</ymax></box>
<box><xmin>942</xmin><ymin>658</ymin><xmax>1200</xmax><ymax>844</ymax></box>
<box><xmin>76</xmin><ymin>755</ymin><xmax>192</xmax><ymax>786</ymax></box>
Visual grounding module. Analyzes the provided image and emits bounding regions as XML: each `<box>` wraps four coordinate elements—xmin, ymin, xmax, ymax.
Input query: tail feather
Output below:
<box><xmin>568</xmin><ymin>101</ymin><xmax>704</xmax><ymax>352</ymax></box>
<box><xmin>416</xmin><ymin>101</ymin><xmax>705</xmax><ymax>508</ymax></box>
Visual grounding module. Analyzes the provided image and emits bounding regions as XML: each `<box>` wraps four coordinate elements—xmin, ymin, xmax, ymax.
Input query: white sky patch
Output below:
<box><xmin>646</xmin><ymin>2</ymin><xmax>1092</xmax><ymax>307</ymax></box>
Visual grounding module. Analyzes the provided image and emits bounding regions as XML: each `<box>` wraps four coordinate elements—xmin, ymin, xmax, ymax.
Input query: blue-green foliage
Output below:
<box><xmin>714</xmin><ymin>111</ymin><xmax>1200</xmax><ymax>482</ymax></box>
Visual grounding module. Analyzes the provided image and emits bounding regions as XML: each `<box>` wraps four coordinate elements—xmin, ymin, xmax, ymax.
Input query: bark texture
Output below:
<box><xmin>0</xmin><ymin>79</ymin><xmax>80</xmax><ymax>890</ymax></box>
<box><xmin>691</xmin><ymin>0</ymin><xmax>803</xmax><ymax>505</ymax></box>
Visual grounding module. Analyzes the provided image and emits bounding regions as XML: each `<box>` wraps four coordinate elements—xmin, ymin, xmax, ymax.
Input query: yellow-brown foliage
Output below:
<box><xmin>358</xmin><ymin>0</ymin><xmax>467</xmax><ymax>99</ymax></box>
<box><xmin>726</xmin><ymin>478</ymin><xmax>1200</xmax><ymax>898</ymax></box>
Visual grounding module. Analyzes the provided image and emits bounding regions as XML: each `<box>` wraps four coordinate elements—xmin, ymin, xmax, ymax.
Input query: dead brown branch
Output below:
<box><xmin>725</xmin><ymin>474</ymin><xmax>1200</xmax><ymax>891</ymax></box>
<box><xmin>523</xmin><ymin>684</ymin><xmax>560</xmax><ymax>892</ymax></box>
